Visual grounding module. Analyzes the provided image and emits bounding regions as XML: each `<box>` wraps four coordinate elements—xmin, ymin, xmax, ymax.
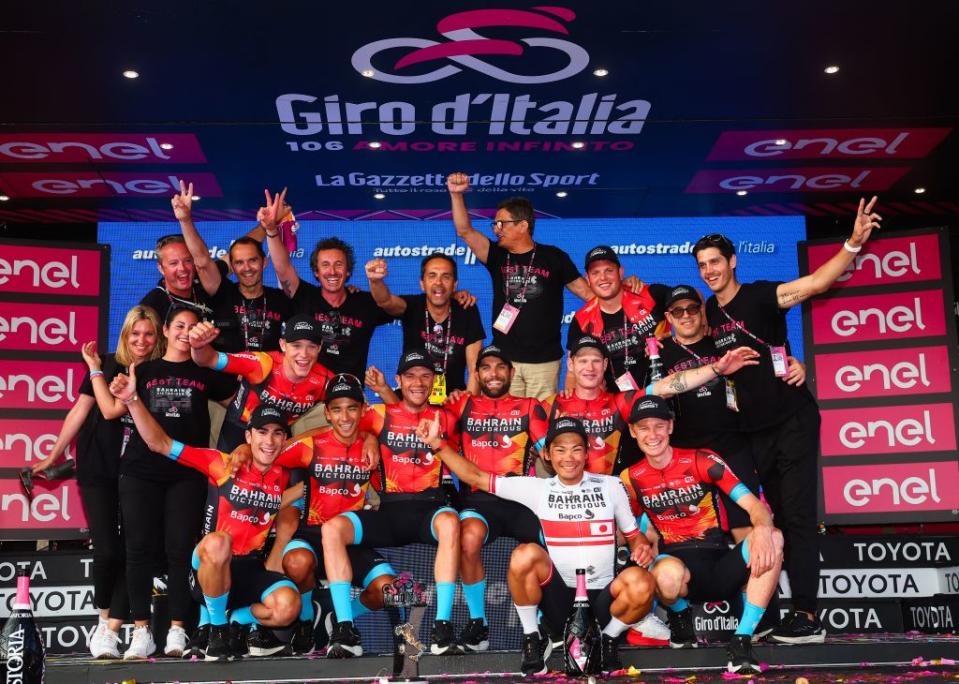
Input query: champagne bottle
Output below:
<box><xmin>563</xmin><ymin>568</ymin><xmax>601</xmax><ymax>675</ymax></box>
<box><xmin>0</xmin><ymin>569</ymin><xmax>45</xmax><ymax>683</ymax></box>
<box><xmin>646</xmin><ymin>337</ymin><xmax>663</xmax><ymax>382</ymax></box>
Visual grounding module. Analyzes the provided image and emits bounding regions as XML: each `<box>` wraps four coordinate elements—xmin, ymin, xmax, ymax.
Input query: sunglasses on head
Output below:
<box><xmin>695</xmin><ymin>233</ymin><xmax>734</xmax><ymax>250</ymax></box>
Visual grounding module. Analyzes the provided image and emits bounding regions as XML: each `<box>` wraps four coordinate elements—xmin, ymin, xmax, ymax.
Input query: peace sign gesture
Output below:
<box><xmin>258</xmin><ymin>187</ymin><xmax>288</xmax><ymax>234</ymax></box>
<box><xmin>171</xmin><ymin>180</ymin><xmax>194</xmax><ymax>221</ymax></box>
<box><xmin>849</xmin><ymin>196</ymin><xmax>882</xmax><ymax>247</ymax></box>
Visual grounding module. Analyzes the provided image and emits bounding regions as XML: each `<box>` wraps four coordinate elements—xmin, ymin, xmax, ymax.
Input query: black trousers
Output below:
<box><xmin>748</xmin><ymin>401</ymin><xmax>821</xmax><ymax>613</ymax></box>
<box><xmin>119</xmin><ymin>474</ymin><xmax>205</xmax><ymax>622</ymax></box>
<box><xmin>79</xmin><ymin>481</ymin><xmax>129</xmax><ymax>621</ymax></box>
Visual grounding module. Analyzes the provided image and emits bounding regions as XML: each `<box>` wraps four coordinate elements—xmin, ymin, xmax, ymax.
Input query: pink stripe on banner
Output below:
<box><xmin>822</xmin><ymin>461</ymin><xmax>959</xmax><ymax>515</ymax></box>
<box><xmin>810</xmin><ymin>290</ymin><xmax>945</xmax><ymax>345</ymax></box>
<box><xmin>820</xmin><ymin>403</ymin><xmax>956</xmax><ymax>457</ymax></box>
<box><xmin>813</xmin><ymin>345</ymin><xmax>952</xmax><ymax>400</ymax></box>
<box><xmin>0</xmin><ymin>478</ymin><xmax>87</xmax><ymax>532</ymax></box>
<box><xmin>0</xmin><ymin>244</ymin><xmax>101</xmax><ymax>296</ymax></box>
<box><xmin>806</xmin><ymin>233</ymin><xmax>941</xmax><ymax>289</ymax></box>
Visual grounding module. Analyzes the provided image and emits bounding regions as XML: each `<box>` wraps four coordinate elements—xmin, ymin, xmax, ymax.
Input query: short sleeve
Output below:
<box><xmin>489</xmin><ymin>475</ymin><xmax>543</xmax><ymax>510</ymax></box>
<box><xmin>753</xmin><ymin>280</ymin><xmax>786</xmax><ymax>318</ymax></box>
<box><xmin>207</xmin><ymin>368</ymin><xmax>240</xmax><ymax>402</ymax></box>
<box><xmin>484</xmin><ymin>242</ymin><xmax>505</xmax><ymax>276</ymax></box>
<box><xmin>611</xmin><ymin>477</ymin><xmax>639</xmax><ymax>537</ymax></box>
<box><xmin>462</xmin><ymin>305</ymin><xmax>486</xmax><ymax>345</ymax></box>
<box><xmin>648</xmin><ymin>283</ymin><xmax>674</xmax><ymax>310</ymax></box>
<box><xmin>556</xmin><ymin>247</ymin><xmax>581</xmax><ymax>285</ymax></box>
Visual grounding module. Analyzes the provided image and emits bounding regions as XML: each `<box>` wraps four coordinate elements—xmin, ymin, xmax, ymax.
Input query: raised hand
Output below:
<box><xmin>188</xmin><ymin>321</ymin><xmax>220</xmax><ymax>349</ymax></box>
<box><xmin>228</xmin><ymin>444</ymin><xmax>253</xmax><ymax>477</ymax></box>
<box><xmin>452</xmin><ymin>289</ymin><xmax>477</xmax><ymax>308</ymax></box>
<box><xmin>446</xmin><ymin>172</ymin><xmax>470</xmax><ymax>194</ymax></box>
<box><xmin>850</xmin><ymin>196</ymin><xmax>882</xmax><ymax>247</ymax></box>
<box><xmin>365</xmin><ymin>258</ymin><xmax>388</xmax><ymax>282</ymax></box>
<box><xmin>416</xmin><ymin>412</ymin><xmax>442</xmax><ymax>448</ymax></box>
<box><xmin>258</xmin><ymin>187</ymin><xmax>288</xmax><ymax>234</ymax></box>
<box><xmin>623</xmin><ymin>275</ymin><xmax>645</xmax><ymax>295</ymax></box>
<box><xmin>715</xmin><ymin>346</ymin><xmax>760</xmax><ymax>375</ymax></box>
<box><xmin>81</xmin><ymin>341</ymin><xmax>101</xmax><ymax>371</ymax></box>
<box><xmin>364</xmin><ymin>366</ymin><xmax>388</xmax><ymax>393</ymax></box>
<box><xmin>109</xmin><ymin>362</ymin><xmax>137</xmax><ymax>402</ymax></box>
<box><xmin>171</xmin><ymin>180</ymin><xmax>194</xmax><ymax>221</ymax></box>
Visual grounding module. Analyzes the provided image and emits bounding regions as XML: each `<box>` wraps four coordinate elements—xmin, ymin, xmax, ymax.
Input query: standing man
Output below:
<box><xmin>171</xmin><ymin>180</ymin><xmax>291</xmax><ymax>352</ymax></box>
<box><xmin>139</xmin><ymin>233</ymin><xmax>214</xmax><ymax>324</ymax></box>
<box><xmin>447</xmin><ymin>173</ymin><xmax>593</xmax><ymax>399</ymax></box>
<box><xmin>366</xmin><ymin>254</ymin><xmax>485</xmax><ymax>397</ymax></box>
<box><xmin>693</xmin><ymin>197</ymin><xmax>882</xmax><ymax>643</ymax></box>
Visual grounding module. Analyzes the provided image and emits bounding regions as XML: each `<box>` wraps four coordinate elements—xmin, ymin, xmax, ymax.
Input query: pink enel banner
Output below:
<box><xmin>822</xmin><ymin>461</ymin><xmax>959</xmax><ymax>515</ymax></box>
<box><xmin>0</xmin><ymin>172</ymin><xmax>222</xmax><ymax>199</ymax></box>
<box><xmin>809</xmin><ymin>289</ymin><xmax>946</xmax><ymax>345</ymax></box>
<box><xmin>820</xmin><ymin>402</ymin><xmax>957</xmax><ymax>457</ymax></box>
<box><xmin>707</xmin><ymin>127</ymin><xmax>951</xmax><ymax>161</ymax></box>
<box><xmin>806</xmin><ymin>233</ymin><xmax>942</xmax><ymax>289</ymax></box>
<box><xmin>0</xmin><ymin>478</ymin><xmax>87</xmax><ymax>532</ymax></box>
<box><xmin>0</xmin><ymin>243</ymin><xmax>101</xmax><ymax>296</ymax></box>
<box><xmin>0</xmin><ymin>360</ymin><xmax>86</xmax><ymax>411</ymax></box>
<box><xmin>0</xmin><ymin>419</ymin><xmax>75</xmax><ymax>468</ymax></box>
<box><xmin>0</xmin><ymin>133</ymin><xmax>206</xmax><ymax>164</ymax></box>
<box><xmin>0</xmin><ymin>301</ymin><xmax>100</xmax><ymax>353</ymax></box>
<box><xmin>685</xmin><ymin>167</ymin><xmax>909</xmax><ymax>194</ymax></box>
<box><xmin>813</xmin><ymin>345</ymin><xmax>952</xmax><ymax>400</ymax></box>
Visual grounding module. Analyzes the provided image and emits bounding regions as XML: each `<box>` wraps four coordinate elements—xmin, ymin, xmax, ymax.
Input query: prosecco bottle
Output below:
<box><xmin>563</xmin><ymin>568</ymin><xmax>601</xmax><ymax>675</ymax></box>
<box><xmin>646</xmin><ymin>336</ymin><xmax>663</xmax><ymax>382</ymax></box>
<box><xmin>0</xmin><ymin>569</ymin><xmax>45</xmax><ymax>683</ymax></box>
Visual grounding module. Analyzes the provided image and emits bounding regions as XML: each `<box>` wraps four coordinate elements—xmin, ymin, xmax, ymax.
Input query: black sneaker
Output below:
<box><xmin>290</xmin><ymin>619</ymin><xmax>315</xmax><ymax>655</ymax></box>
<box><xmin>459</xmin><ymin>618</ymin><xmax>490</xmax><ymax>652</ymax></box>
<box><xmin>247</xmin><ymin>626</ymin><xmax>290</xmax><ymax>657</ymax></box>
<box><xmin>314</xmin><ymin>588</ymin><xmax>335</xmax><ymax>651</ymax></box>
<box><xmin>770</xmin><ymin>610</ymin><xmax>826</xmax><ymax>644</ymax></box>
<box><xmin>182</xmin><ymin>624</ymin><xmax>209</xmax><ymax>658</ymax></box>
<box><xmin>541</xmin><ymin>619</ymin><xmax>564</xmax><ymax>650</ymax></box>
<box><xmin>667</xmin><ymin>608</ymin><xmax>698</xmax><ymax>649</ymax></box>
<box><xmin>520</xmin><ymin>630</ymin><xmax>552</xmax><ymax>676</ymax></box>
<box><xmin>327</xmin><ymin>620</ymin><xmax>363</xmax><ymax>658</ymax></box>
<box><xmin>726</xmin><ymin>634</ymin><xmax>761</xmax><ymax>674</ymax></box>
<box><xmin>429</xmin><ymin>619</ymin><xmax>458</xmax><ymax>655</ymax></box>
<box><xmin>601</xmin><ymin>633</ymin><xmax>622</xmax><ymax>672</ymax></box>
<box><xmin>204</xmin><ymin>625</ymin><xmax>231</xmax><ymax>662</ymax></box>
<box><xmin>227</xmin><ymin>623</ymin><xmax>249</xmax><ymax>659</ymax></box>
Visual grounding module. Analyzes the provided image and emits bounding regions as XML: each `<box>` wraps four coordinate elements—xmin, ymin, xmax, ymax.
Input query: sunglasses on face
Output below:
<box><xmin>667</xmin><ymin>304</ymin><xmax>702</xmax><ymax>318</ymax></box>
<box><xmin>490</xmin><ymin>219</ymin><xmax>524</xmax><ymax>229</ymax></box>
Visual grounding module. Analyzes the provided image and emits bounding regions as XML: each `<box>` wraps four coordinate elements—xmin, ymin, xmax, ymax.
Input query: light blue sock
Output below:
<box><xmin>229</xmin><ymin>606</ymin><xmax>259</xmax><ymax>626</ymax></box>
<box><xmin>351</xmin><ymin>597</ymin><xmax>371</xmax><ymax>620</ymax></box>
<box><xmin>330</xmin><ymin>582</ymin><xmax>353</xmax><ymax>624</ymax></box>
<box><xmin>736</xmin><ymin>600</ymin><xmax>766</xmax><ymax>636</ymax></box>
<box><xmin>299</xmin><ymin>589</ymin><xmax>314</xmax><ymax>622</ymax></box>
<box><xmin>198</xmin><ymin>605</ymin><xmax>210</xmax><ymax>627</ymax></box>
<box><xmin>203</xmin><ymin>592</ymin><xmax>229</xmax><ymax>626</ymax></box>
<box><xmin>668</xmin><ymin>597</ymin><xmax>689</xmax><ymax>613</ymax></box>
<box><xmin>651</xmin><ymin>598</ymin><xmax>659</xmax><ymax>612</ymax></box>
<box><xmin>462</xmin><ymin>580</ymin><xmax>487</xmax><ymax>624</ymax></box>
<box><xmin>435</xmin><ymin>582</ymin><xmax>455</xmax><ymax>622</ymax></box>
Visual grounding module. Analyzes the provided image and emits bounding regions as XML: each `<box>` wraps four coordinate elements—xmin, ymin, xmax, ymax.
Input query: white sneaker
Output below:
<box><xmin>629</xmin><ymin>612</ymin><xmax>671</xmax><ymax>642</ymax></box>
<box><xmin>90</xmin><ymin>623</ymin><xmax>121</xmax><ymax>659</ymax></box>
<box><xmin>164</xmin><ymin>625</ymin><xmax>188</xmax><ymax>657</ymax></box>
<box><xmin>88</xmin><ymin>618</ymin><xmax>108</xmax><ymax>647</ymax></box>
<box><xmin>124</xmin><ymin>626</ymin><xmax>157</xmax><ymax>660</ymax></box>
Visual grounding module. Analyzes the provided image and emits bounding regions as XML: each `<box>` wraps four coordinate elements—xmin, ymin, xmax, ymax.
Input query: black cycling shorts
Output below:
<box><xmin>189</xmin><ymin>551</ymin><xmax>293</xmax><ymax>609</ymax></box>
<box><xmin>285</xmin><ymin>525</ymin><xmax>394</xmax><ymax>588</ymax></box>
<box><xmin>659</xmin><ymin>543</ymin><xmax>749</xmax><ymax>603</ymax></box>
<box><xmin>344</xmin><ymin>495</ymin><xmax>458</xmax><ymax>548</ymax></box>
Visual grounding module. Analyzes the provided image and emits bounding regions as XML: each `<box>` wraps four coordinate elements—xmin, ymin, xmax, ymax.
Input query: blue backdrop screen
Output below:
<box><xmin>98</xmin><ymin>216</ymin><xmax>807</xmax><ymax>386</ymax></box>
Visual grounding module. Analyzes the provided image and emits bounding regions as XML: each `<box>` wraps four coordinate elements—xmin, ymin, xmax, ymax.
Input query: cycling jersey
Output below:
<box><xmin>488</xmin><ymin>471</ymin><xmax>638</xmax><ymax>589</ymax></box>
<box><xmin>359</xmin><ymin>403</ymin><xmax>459</xmax><ymax>494</ymax></box>
<box><xmin>275</xmin><ymin>428</ymin><xmax>370</xmax><ymax>527</ymax></box>
<box><xmin>541</xmin><ymin>390</ymin><xmax>643</xmax><ymax>475</ymax></box>
<box><xmin>170</xmin><ymin>442</ymin><xmax>289</xmax><ymax>557</ymax></box>
<box><xmin>619</xmin><ymin>447</ymin><xmax>748</xmax><ymax>550</ymax></box>
<box><xmin>447</xmin><ymin>393</ymin><xmax>549</xmax><ymax>484</ymax></box>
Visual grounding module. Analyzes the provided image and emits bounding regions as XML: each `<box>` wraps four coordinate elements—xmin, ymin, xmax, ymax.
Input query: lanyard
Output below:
<box><xmin>504</xmin><ymin>246</ymin><xmax>537</xmax><ymax>307</ymax></box>
<box><xmin>425</xmin><ymin>306</ymin><xmax>452</xmax><ymax>374</ymax></box>
<box><xmin>162</xmin><ymin>286</ymin><xmax>212</xmax><ymax>317</ymax></box>
<box><xmin>241</xmin><ymin>294</ymin><xmax>269</xmax><ymax>351</ymax></box>
<box><xmin>717</xmin><ymin>304</ymin><xmax>771</xmax><ymax>347</ymax></box>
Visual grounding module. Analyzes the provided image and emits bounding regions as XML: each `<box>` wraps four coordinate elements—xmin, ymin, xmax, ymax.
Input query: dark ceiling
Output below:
<box><xmin>2</xmin><ymin>1</ymin><xmax>958</xmax><ymax>226</ymax></box>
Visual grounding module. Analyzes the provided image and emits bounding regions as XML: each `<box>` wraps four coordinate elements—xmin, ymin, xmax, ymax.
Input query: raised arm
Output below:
<box><xmin>416</xmin><ymin>413</ymin><xmax>490</xmax><ymax>491</ymax></box>
<box><xmin>109</xmin><ymin>363</ymin><xmax>173</xmax><ymax>455</ymax></box>
<box><xmin>172</xmin><ymin>180</ymin><xmax>221</xmax><ymax>296</ymax></box>
<box><xmin>775</xmin><ymin>196</ymin><xmax>882</xmax><ymax>309</ymax></box>
<box><xmin>260</xmin><ymin>188</ymin><xmax>300</xmax><ymax>297</ymax></box>
<box><xmin>365</xmin><ymin>259</ymin><xmax>407</xmax><ymax>316</ymax></box>
<box><xmin>652</xmin><ymin>346</ymin><xmax>760</xmax><ymax>398</ymax></box>
<box><xmin>80</xmin><ymin>342</ymin><xmax>128</xmax><ymax>419</ymax></box>
<box><xmin>447</xmin><ymin>173</ymin><xmax>490</xmax><ymax>264</ymax></box>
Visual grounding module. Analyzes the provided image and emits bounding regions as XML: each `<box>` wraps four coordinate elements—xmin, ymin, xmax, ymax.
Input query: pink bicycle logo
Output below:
<box><xmin>351</xmin><ymin>7</ymin><xmax>590</xmax><ymax>84</ymax></box>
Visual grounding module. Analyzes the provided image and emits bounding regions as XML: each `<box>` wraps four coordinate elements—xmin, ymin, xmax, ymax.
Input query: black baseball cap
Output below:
<box><xmin>246</xmin><ymin>404</ymin><xmax>290</xmax><ymax>433</ymax></box>
<box><xmin>476</xmin><ymin>344</ymin><xmax>512</xmax><ymax>368</ymax></box>
<box><xmin>665</xmin><ymin>285</ymin><xmax>703</xmax><ymax>310</ymax></box>
<box><xmin>544</xmin><ymin>416</ymin><xmax>588</xmax><ymax>448</ymax></box>
<box><xmin>325</xmin><ymin>373</ymin><xmax>365</xmax><ymax>403</ymax></box>
<box><xmin>568</xmin><ymin>334</ymin><xmax>608</xmax><ymax>357</ymax></box>
<box><xmin>628</xmin><ymin>395</ymin><xmax>675</xmax><ymax>423</ymax></box>
<box><xmin>282</xmin><ymin>314</ymin><xmax>322</xmax><ymax>343</ymax></box>
<box><xmin>397</xmin><ymin>349</ymin><xmax>435</xmax><ymax>374</ymax></box>
<box><xmin>584</xmin><ymin>245</ymin><xmax>621</xmax><ymax>270</ymax></box>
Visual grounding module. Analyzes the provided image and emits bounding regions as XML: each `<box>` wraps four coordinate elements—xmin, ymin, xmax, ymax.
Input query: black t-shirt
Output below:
<box><xmin>399</xmin><ymin>294</ymin><xmax>486</xmax><ymax>392</ymax></box>
<box><xmin>210</xmin><ymin>280</ymin><xmax>292</xmax><ymax>353</ymax></box>
<box><xmin>567</xmin><ymin>284</ymin><xmax>671</xmax><ymax>389</ymax></box>
<box><xmin>121</xmin><ymin>358</ymin><xmax>238</xmax><ymax>483</ymax></box>
<box><xmin>139</xmin><ymin>284</ymin><xmax>214</xmax><ymax>324</ymax></box>
<box><xmin>705</xmin><ymin>281</ymin><xmax>815</xmax><ymax>430</ymax></box>
<box><xmin>75</xmin><ymin>354</ymin><xmax>133</xmax><ymax>485</ymax></box>
<box><xmin>291</xmin><ymin>282</ymin><xmax>395</xmax><ymax>378</ymax></box>
<box><xmin>484</xmin><ymin>242</ymin><xmax>580</xmax><ymax>363</ymax></box>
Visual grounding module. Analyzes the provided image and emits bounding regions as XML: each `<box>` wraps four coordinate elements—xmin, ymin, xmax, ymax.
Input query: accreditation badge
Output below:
<box><xmin>769</xmin><ymin>345</ymin><xmax>788</xmax><ymax>377</ymax></box>
<box><xmin>615</xmin><ymin>370</ymin><xmax>640</xmax><ymax>392</ymax></box>
<box><xmin>493</xmin><ymin>303</ymin><xmax>520</xmax><ymax>333</ymax></box>
<box><xmin>725</xmin><ymin>378</ymin><xmax>739</xmax><ymax>412</ymax></box>
<box><xmin>429</xmin><ymin>373</ymin><xmax>447</xmax><ymax>405</ymax></box>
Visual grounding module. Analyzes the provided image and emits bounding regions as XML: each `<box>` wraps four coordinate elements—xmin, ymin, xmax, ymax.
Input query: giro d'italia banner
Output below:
<box><xmin>99</xmin><ymin>215</ymin><xmax>807</xmax><ymax>388</ymax></box>
<box><xmin>799</xmin><ymin>228</ymin><xmax>959</xmax><ymax>524</ymax></box>
<box><xmin>0</xmin><ymin>239</ymin><xmax>111</xmax><ymax>539</ymax></box>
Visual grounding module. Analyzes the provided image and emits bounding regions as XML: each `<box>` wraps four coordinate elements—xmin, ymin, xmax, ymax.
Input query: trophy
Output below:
<box><xmin>383</xmin><ymin>574</ymin><xmax>429</xmax><ymax>682</ymax></box>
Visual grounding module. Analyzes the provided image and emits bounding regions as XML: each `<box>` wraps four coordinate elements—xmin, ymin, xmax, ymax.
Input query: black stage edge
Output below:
<box><xmin>44</xmin><ymin>633</ymin><xmax>959</xmax><ymax>683</ymax></box>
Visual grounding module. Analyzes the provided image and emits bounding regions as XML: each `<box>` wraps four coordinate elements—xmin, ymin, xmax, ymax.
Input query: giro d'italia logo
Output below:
<box><xmin>351</xmin><ymin>7</ymin><xmax>589</xmax><ymax>84</ymax></box>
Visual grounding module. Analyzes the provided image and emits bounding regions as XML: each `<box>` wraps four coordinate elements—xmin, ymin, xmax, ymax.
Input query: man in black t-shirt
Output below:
<box><xmin>693</xmin><ymin>196</ymin><xmax>882</xmax><ymax>644</ymax></box>
<box><xmin>366</xmin><ymin>253</ymin><xmax>485</xmax><ymax>396</ymax></box>
<box><xmin>139</xmin><ymin>234</ymin><xmax>215</xmax><ymax>324</ymax></box>
<box><xmin>171</xmin><ymin>180</ymin><xmax>291</xmax><ymax>353</ymax></box>
<box><xmin>447</xmin><ymin>172</ymin><xmax>593</xmax><ymax>399</ymax></box>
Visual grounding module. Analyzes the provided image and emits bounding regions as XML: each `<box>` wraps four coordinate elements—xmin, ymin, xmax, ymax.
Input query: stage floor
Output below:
<box><xmin>45</xmin><ymin>632</ymin><xmax>959</xmax><ymax>683</ymax></box>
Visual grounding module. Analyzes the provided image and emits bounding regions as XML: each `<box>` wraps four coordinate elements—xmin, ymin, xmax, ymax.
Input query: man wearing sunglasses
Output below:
<box><xmin>692</xmin><ymin>197</ymin><xmax>882</xmax><ymax>644</ymax></box>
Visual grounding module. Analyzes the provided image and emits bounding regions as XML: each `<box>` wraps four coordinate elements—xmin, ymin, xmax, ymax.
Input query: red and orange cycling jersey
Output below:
<box><xmin>620</xmin><ymin>446</ymin><xmax>745</xmax><ymax>549</ymax></box>
<box><xmin>360</xmin><ymin>403</ymin><xmax>459</xmax><ymax>494</ymax></box>
<box><xmin>221</xmin><ymin>350</ymin><xmax>333</xmax><ymax>425</ymax></box>
<box><xmin>446</xmin><ymin>393</ymin><xmax>548</xmax><ymax>484</ymax></box>
<box><xmin>275</xmin><ymin>427</ymin><xmax>370</xmax><ymax>526</ymax></box>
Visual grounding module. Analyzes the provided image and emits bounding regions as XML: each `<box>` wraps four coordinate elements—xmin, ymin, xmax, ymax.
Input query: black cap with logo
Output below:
<box><xmin>544</xmin><ymin>416</ymin><xmax>588</xmax><ymax>448</ymax></box>
<box><xmin>476</xmin><ymin>343</ymin><xmax>512</xmax><ymax>368</ymax></box>
<box><xmin>628</xmin><ymin>395</ymin><xmax>675</xmax><ymax>423</ymax></box>
<box><xmin>246</xmin><ymin>404</ymin><xmax>290</xmax><ymax>433</ymax></box>
<box><xmin>397</xmin><ymin>348</ymin><xmax>436</xmax><ymax>374</ymax></box>
<box><xmin>282</xmin><ymin>314</ymin><xmax>322</xmax><ymax>343</ymax></box>
<box><xmin>325</xmin><ymin>373</ymin><xmax>365</xmax><ymax>403</ymax></box>
<box><xmin>568</xmin><ymin>334</ymin><xmax>608</xmax><ymax>357</ymax></box>
<box><xmin>665</xmin><ymin>285</ymin><xmax>703</xmax><ymax>310</ymax></box>
<box><xmin>584</xmin><ymin>245</ymin><xmax>621</xmax><ymax>270</ymax></box>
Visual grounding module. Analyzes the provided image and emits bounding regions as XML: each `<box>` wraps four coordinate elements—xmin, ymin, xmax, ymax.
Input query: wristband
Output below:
<box><xmin>843</xmin><ymin>240</ymin><xmax>862</xmax><ymax>253</ymax></box>
<box><xmin>265</xmin><ymin>231</ymin><xmax>279</xmax><ymax>239</ymax></box>
<box><xmin>89</xmin><ymin>370</ymin><xmax>104</xmax><ymax>379</ymax></box>
<box><xmin>122</xmin><ymin>394</ymin><xmax>139</xmax><ymax>405</ymax></box>
<box><xmin>710</xmin><ymin>363</ymin><xmax>722</xmax><ymax>376</ymax></box>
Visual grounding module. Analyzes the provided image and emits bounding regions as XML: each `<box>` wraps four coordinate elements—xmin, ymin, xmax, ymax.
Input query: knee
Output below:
<box><xmin>321</xmin><ymin>516</ymin><xmax>354</xmax><ymax>549</ymax></box>
<box><xmin>651</xmin><ymin>558</ymin><xmax>687</xmax><ymax>600</ymax></box>
<box><xmin>266</xmin><ymin>587</ymin><xmax>300</xmax><ymax>626</ymax></box>
<box><xmin>433</xmin><ymin>511</ymin><xmax>460</xmax><ymax>543</ymax></box>
<box><xmin>361</xmin><ymin>574</ymin><xmax>394</xmax><ymax>611</ymax></box>
<box><xmin>198</xmin><ymin>532</ymin><xmax>232</xmax><ymax>566</ymax></box>
<box><xmin>282</xmin><ymin>549</ymin><xmax>315</xmax><ymax>582</ymax></box>
<box><xmin>509</xmin><ymin>543</ymin><xmax>547</xmax><ymax>574</ymax></box>
<box><xmin>460</xmin><ymin>519</ymin><xmax>486</xmax><ymax>554</ymax></box>
<box><xmin>618</xmin><ymin>567</ymin><xmax>656</xmax><ymax>604</ymax></box>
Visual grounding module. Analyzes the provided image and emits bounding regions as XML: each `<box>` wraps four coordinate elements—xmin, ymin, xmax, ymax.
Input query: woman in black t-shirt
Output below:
<box><xmin>32</xmin><ymin>304</ymin><xmax>164</xmax><ymax>659</ymax></box>
<box><xmin>115</xmin><ymin>306</ymin><xmax>237</xmax><ymax>659</ymax></box>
